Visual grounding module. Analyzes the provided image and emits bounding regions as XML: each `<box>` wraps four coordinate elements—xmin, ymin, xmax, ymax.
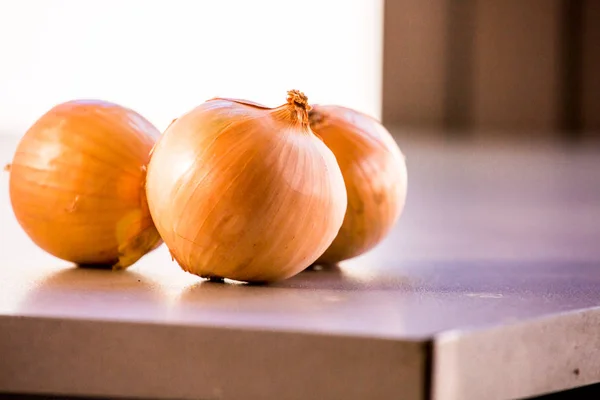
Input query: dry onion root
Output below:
<box><xmin>9</xmin><ymin>100</ymin><xmax>162</xmax><ymax>269</ymax></box>
<box><xmin>309</xmin><ymin>105</ymin><xmax>408</xmax><ymax>264</ymax></box>
<box><xmin>146</xmin><ymin>90</ymin><xmax>347</xmax><ymax>283</ymax></box>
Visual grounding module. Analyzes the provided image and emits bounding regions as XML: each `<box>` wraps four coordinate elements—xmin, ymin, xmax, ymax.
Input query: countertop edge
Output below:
<box><xmin>0</xmin><ymin>314</ymin><xmax>429</xmax><ymax>400</ymax></box>
<box><xmin>432</xmin><ymin>306</ymin><xmax>600</xmax><ymax>400</ymax></box>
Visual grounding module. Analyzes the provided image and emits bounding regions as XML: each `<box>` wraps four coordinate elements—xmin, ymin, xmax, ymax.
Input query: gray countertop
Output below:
<box><xmin>1</xmin><ymin>135</ymin><xmax>599</xmax><ymax>400</ymax></box>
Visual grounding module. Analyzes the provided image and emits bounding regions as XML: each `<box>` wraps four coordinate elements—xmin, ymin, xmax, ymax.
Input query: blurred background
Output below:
<box><xmin>1</xmin><ymin>0</ymin><xmax>598</xmax><ymax>141</ymax></box>
<box><xmin>383</xmin><ymin>0</ymin><xmax>600</xmax><ymax>142</ymax></box>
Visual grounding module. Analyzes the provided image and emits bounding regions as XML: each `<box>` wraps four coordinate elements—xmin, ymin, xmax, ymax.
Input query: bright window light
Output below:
<box><xmin>0</xmin><ymin>0</ymin><xmax>383</xmax><ymax>135</ymax></box>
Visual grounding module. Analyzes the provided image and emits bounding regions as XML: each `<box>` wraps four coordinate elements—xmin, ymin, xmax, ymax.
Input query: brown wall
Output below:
<box><xmin>471</xmin><ymin>0</ymin><xmax>561</xmax><ymax>133</ymax></box>
<box><xmin>583</xmin><ymin>0</ymin><xmax>600</xmax><ymax>132</ymax></box>
<box><xmin>382</xmin><ymin>0</ymin><xmax>447</xmax><ymax>128</ymax></box>
<box><xmin>382</xmin><ymin>0</ymin><xmax>599</xmax><ymax>138</ymax></box>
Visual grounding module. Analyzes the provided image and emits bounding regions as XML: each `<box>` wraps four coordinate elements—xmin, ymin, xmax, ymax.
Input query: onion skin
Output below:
<box><xmin>146</xmin><ymin>90</ymin><xmax>347</xmax><ymax>283</ymax></box>
<box><xmin>309</xmin><ymin>105</ymin><xmax>407</xmax><ymax>264</ymax></box>
<box><xmin>9</xmin><ymin>100</ymin><xmax>162</xmax><ymax>269</ymax></box>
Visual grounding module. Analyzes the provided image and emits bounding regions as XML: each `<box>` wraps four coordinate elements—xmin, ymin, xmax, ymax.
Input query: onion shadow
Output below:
<box><xmin>19</xmin><ymin>265</ymin><xmax>165</xmax><ymax>318</ymax></box>
<box><xmin>178</xmin><ymin>260</ymin><xmax>412</xmax><ymax>296</ymax></box>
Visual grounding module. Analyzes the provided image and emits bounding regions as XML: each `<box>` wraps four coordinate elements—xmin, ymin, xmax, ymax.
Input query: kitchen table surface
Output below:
<box><xmin>1</xmin><ymin>134</ymin><xmax>599</xmax><ymax>400</ymax></box>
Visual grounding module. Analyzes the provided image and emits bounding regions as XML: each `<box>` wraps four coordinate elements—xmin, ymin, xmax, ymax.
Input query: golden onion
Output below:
<box><xmin>146</xmin><ymin>90</ymin><xmax>347</xmax><ymax>283</ymax></box>
<box><xmin>309</xmin><ymin>105</ymin><xmax>407</xmax><ymax>264</ymax></box>
<box><xmin>9</xmin><ymin>100</ymin><xmax>162</xmax><ymax>269</ymax></box>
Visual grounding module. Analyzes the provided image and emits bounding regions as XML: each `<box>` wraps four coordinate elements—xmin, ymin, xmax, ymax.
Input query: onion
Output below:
<box><xmin>9</xmin><ymin>100</ymin><xmax>162</xmax><ymax>269</ymax></box>
<box><xmin>146</xmin><ymin>90</ymin><xmax>347</xmax><ymax>283</ymax></box>
<box><xmin>309</xmin><ymin>105</ymin><xmax>407</xmax><ymax>264</ymax></box>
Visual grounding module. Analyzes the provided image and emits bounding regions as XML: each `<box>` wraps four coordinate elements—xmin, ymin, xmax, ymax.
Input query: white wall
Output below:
<box><xmin>0</xmin><ymin>0</ymin><xmax>383</xmax><ymax>136</ymax></box>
